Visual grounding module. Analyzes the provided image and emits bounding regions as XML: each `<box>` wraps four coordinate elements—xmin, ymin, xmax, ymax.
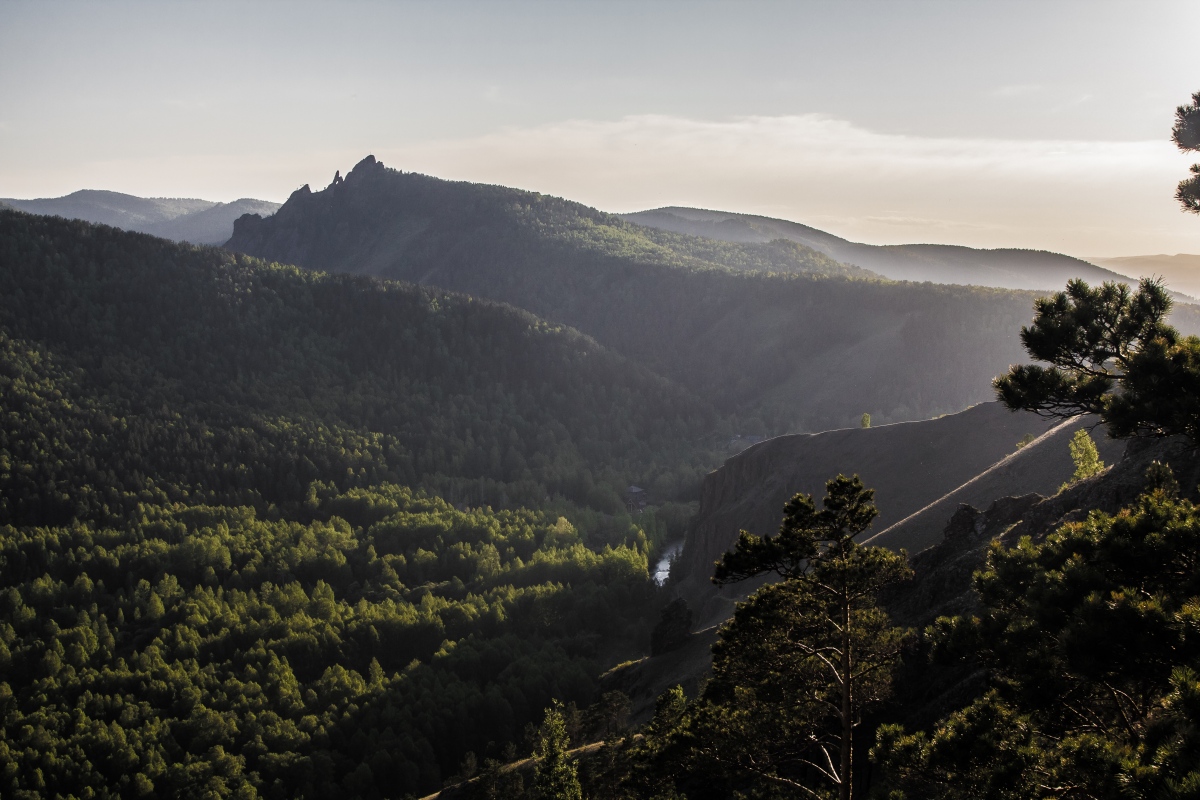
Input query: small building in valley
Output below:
<box><xmin>625</xmin><ymin>485</ymin><xmax>647</xmax><ymax>514</ymax></box>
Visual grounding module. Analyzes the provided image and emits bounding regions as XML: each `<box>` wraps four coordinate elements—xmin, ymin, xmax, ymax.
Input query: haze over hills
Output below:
<box><xmin>226</xmin><ymin>155</ymin><xmax>1092</xmax><ymax>433</ymax></box>
<box><xmin>622</xmin><ymin>206</ymin><xmax>1142</xmax><ymax>292</ymax></box>
<box><xmin>6</xmin><ymin>165</ymin><xmax>1200</xmax><ymax>797</ymax></box>
<box><xmin>0</xmin><ymin>189</ymin><xmax>280</xmax><ymax>244</ymax></box>
<box><xmin>1088</xmin><ymin>253</ymin><xmax>1200</xmax><ymax>298</ymax></box>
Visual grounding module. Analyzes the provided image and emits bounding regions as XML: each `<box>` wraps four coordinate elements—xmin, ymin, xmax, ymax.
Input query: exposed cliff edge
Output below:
<box><xmin>863</xmin><ymin>414</ymin><xmax>1125</xmax><ymax>555</ymax></box>
<box><xmin>626</xmin><ymin>428</ymin><xmax>1194</xmax><ymax>729</ymax></box>
<box><xmin>675</xmin><ymin>402</ymin><xmax>1125</xmax><ymax>625</ymax></box>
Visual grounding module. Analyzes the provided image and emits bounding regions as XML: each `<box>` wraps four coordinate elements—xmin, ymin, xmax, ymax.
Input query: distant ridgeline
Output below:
<box><xmin>228</xmin><ymin>156</ymin><xmax>1085</xmax><ymax>432</ymax></box>
<box><xmin>0</xmin><ymin>209</ymin><xmax>706</xmax><ymax>797</ymax></box>
<box><xmin>620</xmin><ymin>206</ymin><xmax>1139</xmax><ymax>292</ymax></box>
<box><xmin>0</xmin><ymin>190</ymin><xmax>280</xmax><ymax>245</ymax></box>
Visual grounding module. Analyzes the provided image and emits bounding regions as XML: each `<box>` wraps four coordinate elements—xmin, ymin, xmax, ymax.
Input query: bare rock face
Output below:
<box><xmin>886</xmin><ymin>434</ymin><xmax>1200</xmax><ymax>632</ymax></box>
<box><xmin>868</xmin><ymin>435</ymin><xmax>1200</xmax><ymax>729</ymax></box>
<box><xmin>884</xmin><ymin>494</ymin><xmax>1042</xmax><ymax>630</ymax></box>
<box><xmin>675</xmin><ymin>402</ymin><xmax>1065</xmax><ymax>624</ymax></box>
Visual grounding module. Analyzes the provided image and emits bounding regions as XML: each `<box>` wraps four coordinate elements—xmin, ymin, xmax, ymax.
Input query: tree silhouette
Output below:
<box><xmin>710</xmin><ymin>475</ymin><xmax>911</xmax><ymax>800</ymax></box>
<box><xmin>532</xmin><ymin>701</ymin><xmax>582</xmax><ymax>800</ymax></box>
<box><xmin>1173</xmin><ymin>91</ymin><xmax>1200</xmax><ymax>213</ymax></box>
<box><xmin>993</xmin><ymin>277</ymin><xmax>1200</xmax><ymax>441</ymax></box>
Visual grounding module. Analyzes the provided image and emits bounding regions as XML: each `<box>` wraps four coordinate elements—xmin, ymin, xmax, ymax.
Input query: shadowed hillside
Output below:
<box><xmin>862</xmin><ymin>415</ymin><xmax>1125</xmax><ymax>555</ymax></box>
<box><xmin>224</xmin><ymin>156</ymin><xmax>1085</xmax><ymax>432</ymax></box>
<box><xmin>623</xmin><ymin>206</ymin><xmax>1138</xmax><ymax>292</ymax></box>
<box><xmin>673</xmin><ymin>402</ymin><xmax>1126</xmax><ymax>626</ymax></box>
<box><xmin>0</xmin><ymin>208</ymin><xmax>725</xmax><ymax>797</ymax></box>
<box><xmin>0</xmin><ymin>208</ymin><xmax>723</xmax><ymax>521</ymax></box>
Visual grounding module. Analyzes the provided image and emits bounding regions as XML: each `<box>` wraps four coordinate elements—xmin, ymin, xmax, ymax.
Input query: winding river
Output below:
<box><xmin>652</xmin><ymin>539</ymin><xmax>685</xmax><ymax>586</ymax></box>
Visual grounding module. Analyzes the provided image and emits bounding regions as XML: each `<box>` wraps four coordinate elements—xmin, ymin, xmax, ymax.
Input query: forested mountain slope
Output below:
<box><xmin>226</xmin><ymin>156</ymin><xmax>1065</xmax><ymax>432</ymax></box>
<box><xmin>0</xmin><ymin>189</ymin><xmax>280</xmax><ymax>244</ymax></box>
<box><xmin>623</xmin><ymin>206</ymin><xmax>1137</xmax><ymax>292</ymax></box>
<box><xmin>0</xmin><ymin>209</ymin><xmax>709</xmax><ymax>798</ymax></box>
<box><xmin>0</xmin><ymin>209</ymin><xmax>720</xmax><ymax>522</ymax></box>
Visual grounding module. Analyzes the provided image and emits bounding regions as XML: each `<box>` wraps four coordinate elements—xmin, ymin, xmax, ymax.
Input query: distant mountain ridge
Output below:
<box><xmin>622</xmin><ymin>206</ymin><xmax>1138</xmax><ymax>292</ymax></box>
<box><xmin>0</xmin><ymin>189</ymin><xmax>280</xmax><ymax>244</ymax></box>
<box><xmin>1088</xmin><ymin>253</ymin><xmax>1200</xmax><ymax>299</ymax></box>
<box><xmin>226</xmin><ymin>155</ymin><xmax>1082</xmax><ymax>433</ymax></box>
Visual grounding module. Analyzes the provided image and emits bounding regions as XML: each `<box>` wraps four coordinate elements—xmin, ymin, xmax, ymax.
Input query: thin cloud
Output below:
<box><xmin>377</xmin><ymin>113</ymin><xmax>1200</xmax><ymax>256</ymax></box>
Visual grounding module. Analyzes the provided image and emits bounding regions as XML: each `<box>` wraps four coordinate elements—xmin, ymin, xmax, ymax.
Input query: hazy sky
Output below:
<box><xmin>3</xmin><ymin>0</ymin><xmax>1200</xmax><ymax>256</ymax></box>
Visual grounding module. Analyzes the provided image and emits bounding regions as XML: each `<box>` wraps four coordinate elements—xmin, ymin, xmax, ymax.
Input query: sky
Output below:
<box><xmin>2</xmin><ymin>0</ymin><xmax>1200</xmax><ymax>256</ymax></box>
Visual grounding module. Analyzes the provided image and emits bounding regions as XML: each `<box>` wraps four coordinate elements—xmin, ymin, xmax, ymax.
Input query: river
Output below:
<box><xmin>652</xmin><ymin>539</ymin><xmax>685</xmax><ymax>586</ymax></box>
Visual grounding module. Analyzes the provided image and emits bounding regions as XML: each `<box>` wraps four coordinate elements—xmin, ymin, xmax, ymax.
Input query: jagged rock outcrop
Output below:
<box><xmin>863</xmin><ymin>418</ymin><xmax>1126</xmax><ymax>555</ymax></box>
<box><xmin>885</xmin><ymin>434</ymin><xmax>1200</xmax><ymax>633</ymax></box>
<box><xmin>223</xmin><ymin>156</ymin><xmax>1114</xmax><ymax>435</ymax></box>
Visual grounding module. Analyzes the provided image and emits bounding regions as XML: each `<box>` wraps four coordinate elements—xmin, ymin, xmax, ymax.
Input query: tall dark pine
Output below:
<box><xmin>1173</xmin><ymin>91</ymin><xmax>1200</xmax><ymax>213</ymax></box>
<box><xmin>992</xmin><ymin>276</ymin><xmax>1200</xmax><ymax>442</ymax></box>
<box><xmin>996</xmin><ymin>90</ymin><xmax>1200</xmax><ymax>443</ymax></box>
<box><xmin>713</xmin><ymin>474</ymin><xmax>911</xmax><ymax>800</ymax></box>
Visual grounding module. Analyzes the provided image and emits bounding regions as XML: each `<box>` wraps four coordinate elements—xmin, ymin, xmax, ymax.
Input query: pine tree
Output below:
<box><xmin>1172</xmin><ymin>91</ymin><xmax>1200</xmax><ymax>213</ymax></box>
<box><xmin>874</xmin><ymin>463</ymin><xmax>1200</xmax><ymax>798</ymax></box>
<box><xmin>709</xmin><ymin>475</ymin><xmax>912</xmax><ymax>800</ymax></box>
<box><xmin>992</xmin><ymin>275</ymin><xmax>1200</xmax><ymax>442</ymax></box>
<box><xmin>1059</xmin><ymin>427</ymin><xmax>1105</xmax><ymax>491</ymax></box>
<box><xmin>532</xmin><ymin>701</ymin><xmax>582</xmax><ymax>800</ymax></box>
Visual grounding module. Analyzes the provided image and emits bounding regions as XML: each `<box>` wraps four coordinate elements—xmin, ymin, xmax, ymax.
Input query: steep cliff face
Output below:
<box><xmin>864</xmin><ymin>415</ymin><xmax>1127</xmax><ymax>554</ymax></box>
<box><xmin>674</xmin><ymin>402</ymin><xmax>1126</xmax><ymax>623</ymax></box>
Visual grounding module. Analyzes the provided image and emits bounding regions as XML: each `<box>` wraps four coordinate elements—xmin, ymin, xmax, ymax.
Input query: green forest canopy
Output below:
<box><xmin>0</xmin><ymin>210</ymin><xmax>724</xmax><ymax>524</ymax></box>
<box><xmin>0</xmin><ymin>210</ymin><xmax>705</xmax><ymax>798</ymax></box>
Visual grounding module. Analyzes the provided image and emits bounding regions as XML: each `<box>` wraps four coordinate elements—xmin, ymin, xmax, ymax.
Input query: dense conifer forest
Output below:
<box><xmin>0</xmin><ymin>210</ymin><xmax>711</xmax><ymax>798</ymax></box>
<box><xmin>0</xmin><ymin>210</ymin><xmax>724</xmax><ymax>523</ymax></box>
<box><xmin>8</xmin><ymin>156</ymin><xmax>1200</xmax><ymax>798</ymax></box>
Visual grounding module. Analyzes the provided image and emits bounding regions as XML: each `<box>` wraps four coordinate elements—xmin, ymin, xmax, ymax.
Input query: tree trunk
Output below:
<box><xmin>841</xmin><ymin>594</ymin><xmax>852</xmax><ymax>800</ymax></box>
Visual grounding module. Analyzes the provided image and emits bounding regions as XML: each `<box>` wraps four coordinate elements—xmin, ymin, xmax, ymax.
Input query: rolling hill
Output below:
<box><xmin>0</xmin><ymin>189</ymin><xmax>280</xmax><ymax>244</ymax></box>
<box><xmin>622</xmin><ymin>206</ymin><xmax>1140</xmax><ymax>292</ymax></box>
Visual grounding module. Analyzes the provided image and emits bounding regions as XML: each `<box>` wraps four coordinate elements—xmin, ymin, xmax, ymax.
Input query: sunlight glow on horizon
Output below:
<box><xmin>3</xmin><ymin>0</ymin><xmax>1200</xmax><ymax>258</ymax></box>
